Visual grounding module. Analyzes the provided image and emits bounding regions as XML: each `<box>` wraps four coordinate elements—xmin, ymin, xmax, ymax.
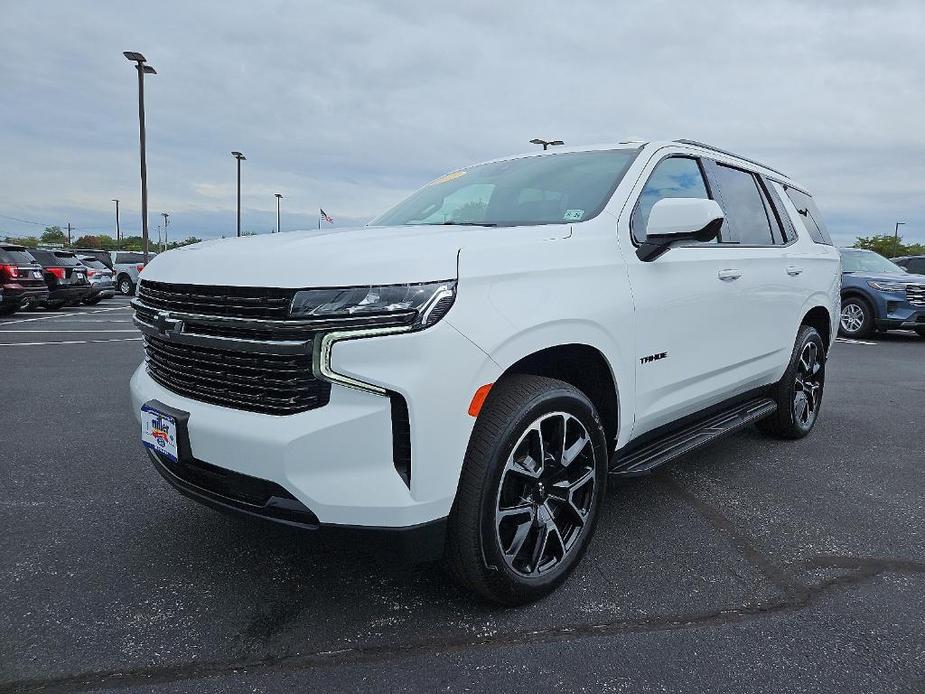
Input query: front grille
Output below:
<box><xmin>144</xmin><ymin>334</ymin><xmax>330</xmax><ymax>415</ymax></box>
<box><xmin>138</xmin><ymin>280</ymin><xmax>295</xmax><ymax>320</ymax></box>
<box><xmin>152</xmin><ymin>452</ymin><xmax>320</xmax><ymax>526</ymax></box>
<box><xmin>907</xmin><ymin>284</ymin><xmax>925</xmax><ymax>307</ymax></box>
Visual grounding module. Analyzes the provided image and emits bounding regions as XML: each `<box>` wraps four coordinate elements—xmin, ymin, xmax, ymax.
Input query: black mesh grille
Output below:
<box><xmin>138</xmin><ymin>280</ymin><xmax>296</xmax><ymax>320</ymax></box>
<box><xmin>907</xmin><ymin>284</ymin><xmax>925</xmax><ymax>307</ymax></box>
<box><xmin>144</xmin><ymin>335</ymin><xmax>330</xmax><ymax>415</ymax></box>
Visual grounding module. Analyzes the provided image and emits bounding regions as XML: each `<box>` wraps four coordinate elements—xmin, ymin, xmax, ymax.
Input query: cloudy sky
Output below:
<box><xmin>1</xmin><ymin>0</ymin><xmax>923</xmax><ymax>246</ymax></box>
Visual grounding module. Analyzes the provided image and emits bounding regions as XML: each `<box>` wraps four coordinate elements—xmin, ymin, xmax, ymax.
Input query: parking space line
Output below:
<box><xmin>835</xmin><ymin>337</ymin><xmax>878</xmax><ymax>345</ymax></box>
<box><xmin>0</xmin><ymin>329</ymin><xmax>139</xmax><ymax>333</ymax></box>
<box><xmin>0</xmin><ymin>337</ymin><xmax>143</xmax><ymax>347</ymax></box>
<box><xmin>0</xmin><ymin>305</ymin><xmax>130</xmax><ymax>326</ymax></box>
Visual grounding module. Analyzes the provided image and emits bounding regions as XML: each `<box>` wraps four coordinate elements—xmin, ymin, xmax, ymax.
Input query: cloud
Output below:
<box><xmin>0</xmin><ymin>0</ymin><xmax>923</xmax><ymax>246</ymax></box>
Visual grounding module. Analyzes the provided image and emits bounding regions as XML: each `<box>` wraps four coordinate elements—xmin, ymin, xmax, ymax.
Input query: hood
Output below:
<box><xmin>845</xmin><ymin>271</ymin><xmax>925</xmax><ymax>284</ymax></box>
<box><xmin>139</xmin><ymin>225</ymin><xmax>501</xmax><ymax>288</ymax></box>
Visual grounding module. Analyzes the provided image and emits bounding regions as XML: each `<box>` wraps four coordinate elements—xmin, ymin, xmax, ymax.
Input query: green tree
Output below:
<box><xmin>166</xmin><ymin>236</ymin><xmax>203</xmax><ymax>250</ymax></box>
<box><xmin>72</xmin><ymin>235</ymin><xmax>102</xmax><ymax>249</ymax></box>
<box><xmin>40</xmin><ymin>225</ymin><xmax>67</xmax><ymax>245</ymax></box>
<box><xmin>853</xmin><ymin>234</ymin><xmax>925</xmax><ymax>257</ymax></box>
<box><xmin>2</xmin><ymin>236</ymin><xmax>39</xmax><ymax>248</ymax></box>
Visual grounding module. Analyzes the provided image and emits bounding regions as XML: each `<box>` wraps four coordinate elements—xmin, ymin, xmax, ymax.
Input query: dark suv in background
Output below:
<box><xmin>839</xmin><ymin>248</ymin><xmax>925</xmax><ymax>338</ymax></box>
<box><xmin>0</xmin><ymin>243</ymin><xmax>48</xmax><ymax>315</ymax></box>
<box><xmin>27</xmin><ymin>249</ymin><xmax>91</xmax><ymax>310</ymax></box>
<box><xmin>894</xmin><ymin>255</ymin><xmax>925</xmax><ymax>276</ymax></box>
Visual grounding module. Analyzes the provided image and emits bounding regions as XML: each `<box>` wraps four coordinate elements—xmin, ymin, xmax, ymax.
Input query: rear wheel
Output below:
<box><xmin>839</xmin><ymin>297</ymin><xmax>874</xmax><ymax>338</ymax></box>
<box><xmin>445</xmin><ymin>375</ymin><xmax>608</xmax><ymax>605</ymax></box>
<box><xmin>757</xmin><ymin>325</ymin><xmax>826</xmax><ymax>439</ymax></box>
<box><xmin>0</xmin><ymin>304</ymin><xmax>18</xmax><ymax>316</ymax></box>
<box><xmin>44</xmin><ymin>301</ymin><xmax>66</xmax><ymax>311</ymax></box>
<box><xmin>118</xmin><ymin>276</ymin><xmax>135</xmax><ymax>296</ymax></box>
<box><xmin>82</xmin><ymin>296</ymin><xmax>102</xmax><ymax>305</ymax></box>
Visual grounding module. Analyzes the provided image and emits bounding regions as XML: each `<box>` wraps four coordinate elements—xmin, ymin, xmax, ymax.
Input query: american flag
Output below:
<box><xmin>320</xmin><ymin>208</ymin><xmax>334</xmax><ymax>224</ymax></box>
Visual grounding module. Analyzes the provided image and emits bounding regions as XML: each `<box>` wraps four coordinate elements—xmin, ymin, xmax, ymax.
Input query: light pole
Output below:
<box><xmin>274</xmin><ymin>193</ymin><xmax>282</xmax><ymax>234</ymax></box>
<box><xmin>124</xmin><ymin>51</ymin><xmax>156</xmax><ymax>263</ymax></box>
<box><xmin>112</xmin><ymin>199</ymin><xmax>121</xmax><ymax>243</ymax></box>
<box><xmin>232</xmin><ymin>151</ymin><xmax>246</xmax><ymax>237</ymax></box>
<box><xmin>529</xmin><ymin>138</ymin><xmax>564</xmax><ymax>151</ymax></box>
<box><xmin>161</xmin><ymin>212</ymin><xmax>169</xmax><ymax>251</ymax></box>
<box><xmin>893</xmin><ymin>221</ymin><xmax>906</xmax><ymax>258</ymax></box>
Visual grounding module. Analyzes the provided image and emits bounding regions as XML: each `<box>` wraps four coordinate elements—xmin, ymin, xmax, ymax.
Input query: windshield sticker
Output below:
<box><xmin>428</xmin><ymin>170</ymin><xmax>467</xmax><ymax>186</ymax></box>
<box><xmin>563</xmin><ymin>209</ymin><xmax>584</xmax><ymax>221</ymax></box>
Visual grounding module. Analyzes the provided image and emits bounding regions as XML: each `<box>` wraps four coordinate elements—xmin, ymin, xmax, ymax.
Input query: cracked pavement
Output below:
<box><xmin>1</xmin><ymin>311</ymin><xmax>923</xmax><ymax>693</ymax></box>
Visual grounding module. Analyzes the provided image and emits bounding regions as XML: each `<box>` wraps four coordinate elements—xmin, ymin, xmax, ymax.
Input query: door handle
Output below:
<box><xmin>718</xmin><ymin>268</ymin><xmax>743</xmax><ymax>281</ymax></box>
<box><xmin>786</xmin><ymin>265</ymin><xmax>804</xmax><ymax>276</ymax></box>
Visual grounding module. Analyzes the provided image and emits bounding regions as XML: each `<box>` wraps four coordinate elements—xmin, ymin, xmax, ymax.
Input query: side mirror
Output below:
<box><xmin>636</xmin><ymin>198</ymin><xmax>725</xmax><ymax>262</ymax></box>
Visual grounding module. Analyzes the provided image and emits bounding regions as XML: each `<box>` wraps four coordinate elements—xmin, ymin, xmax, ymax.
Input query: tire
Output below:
<box><xmin>444</xmin><ymin>374</ymin><xmax>608</xmax><ymax>606</ymax></box>
<box><xmin>44</xmin><ymin>301</ymin><xmax>66</xmax><ymax>311</ymax></box>
<box><xmin>915</xmin><ymin>327</ymin><xmax>925</xmax><ymax>338</ymax></box>
<box><xmin>0</xmin><ymin>304</ymin><xmax>18</xmax><ymax>316</ymax></box>
<box><xmin>757</xmin><ymin>325</ymin><xmax>826</xmax><ymax>440</ymax></box>
<box><xmin>118</xmin><ymin>276</ymin><xmax>135</xmax><ymax>296</ymax></box>
<box><xmin>82</xmin><ymin>296</ymin><xmax>102</xmax><ymax>305</ymax></box>
<box><xmin>838</xmin><ymin>296</ymin><xmax>874</xmax><ymax>338</ymax></box>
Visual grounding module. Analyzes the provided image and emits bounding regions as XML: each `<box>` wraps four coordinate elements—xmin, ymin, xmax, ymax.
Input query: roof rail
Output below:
<box><xmin>673</xmin><ymin>139</ymin><xmax>788</xmax><ymax>178</ymax></box>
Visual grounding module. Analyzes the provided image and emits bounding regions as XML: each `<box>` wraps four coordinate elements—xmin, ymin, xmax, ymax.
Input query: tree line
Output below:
<box><xmin>851</xmin><ymin>234</ymin><xmax>925</xmax><ymax>257</ymax></box>
<box><xmin>1</xmin><ymin>226</ymin><xmax>202</xmax><ymax>251</ymax></box>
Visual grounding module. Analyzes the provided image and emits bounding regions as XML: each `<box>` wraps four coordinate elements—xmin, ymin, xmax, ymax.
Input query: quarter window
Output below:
<box><xmin>784</xmin><ymin>187</ymin><xmax>833</xmax><ymax>246</ymax></box>
<box><xmin>710</xmin><ymin>165</ymin><xmax>775</xmax><ymax>245</ymax></box>
<box><xmin>631</xmin><ymin>157</ymin><xmax>710</xmax><ymax>242</ymax></box>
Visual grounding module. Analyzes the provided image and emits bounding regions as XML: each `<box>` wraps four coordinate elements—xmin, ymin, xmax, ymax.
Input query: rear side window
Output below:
<box><xmin>631</xmin><ymin>157</ymin><xmax>711</xmax><ymax>242</ymax></box>
<box><xmin>709</xmin><ymin>164</ymin><xmax>775</xmax><ymax>245</ymax></box>
<box><xmin>784</xmin><ymin>187</ymin><xmax>832</xmax><ymax>245</ymax></box>
<box><xmin>115</xmin><ymin>252</ymin><xmax>150</xmax><ymax>264</ymax></box>
<box><xmin>51</xmin><ymin>252</ymin><xmax>82</xmax><ymax>266</ymax></box>
<box><xmin>0</xmin><ymin>247</ymin><xmax>36</xmax><ymax>265</ymax></box>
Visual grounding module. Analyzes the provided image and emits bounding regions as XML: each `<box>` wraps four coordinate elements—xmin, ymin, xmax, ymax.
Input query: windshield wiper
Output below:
<box><xmin>422</xmin><ymin>221</ymin><xmax>498</xmax><ymax>227</ymax></box>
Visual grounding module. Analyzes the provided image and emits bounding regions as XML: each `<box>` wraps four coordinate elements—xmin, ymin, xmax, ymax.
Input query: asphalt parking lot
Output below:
<box><xmin>1</xmin><ymin>304</ymin><xmax>923</xmax><ymax>693</ymax></box>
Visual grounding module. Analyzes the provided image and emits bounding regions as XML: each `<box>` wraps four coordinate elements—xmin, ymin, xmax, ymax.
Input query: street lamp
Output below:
<box><xmin>232</xmin><ymin>151</ymin><xmax>246</xmax><ymax>237</ymax></box>
<box><xmin>893</xmin><ymin>221</ymin><xmax>906</xmax><ymax>258</ymax></box>
<box><xmin>161</xmin><ymin>212</ymin><xmax>169</xmax><ymax>251</ymax></box>
<box><xmin>124</xmin><ymin>51</ymin><xmax>156</xmax><ymax>263</ymax></box>
<box><xmin>112</xmin><ymin>199</ymin><xmax>121</xmax><ymax>243</ymax></box>
<box><xmin>529</xmin><ymin>138</ymin><xmax>564</xmax><ymax>151</ymax></box>
<box><xmin>274</xmin><ymin>193</ymin><xmax>283</xmax><ymax>234</ymax></box>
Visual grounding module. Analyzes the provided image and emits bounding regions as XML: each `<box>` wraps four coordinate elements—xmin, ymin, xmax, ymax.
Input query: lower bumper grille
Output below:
<box><xmin>144</xmin><ymin>334</ymin><xmax>330</xmax><ymax>415</ymax></box>
<box><xmin>907</xmin><ymin>284</ymin><xmax>925</xmax><ymax>307</ymax></box>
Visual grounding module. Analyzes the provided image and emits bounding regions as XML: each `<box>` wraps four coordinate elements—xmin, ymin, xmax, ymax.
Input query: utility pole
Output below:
<box><xmin>274</xmin><ymin>193</ymin><xmax>282</xmax><ymax>234</ymax></box>
<box><xmin>232</xmin><ymin>151</ymin><xmax>246</xmax><ymax>237</ymax></box>
<box><xmin>67</xmin><ymin>222</ymin><xmax>71</xmax><ymax>246</ymax></box>
<box><xmin>893</xmin><ymin>221</ymin><xmax>906</xmax><ymax>258</ymax></box>
<box><xmin>123</xmin><ymin>51</ymin><xmax>156</xmax><ymax>263</ymax></box>
<box><xmin>112</xmin><ymin>199</ymin><xmax>121</xmax><ymax>243</ymax></box>
<box><xmin>161</xmin><ymin>212</ymin><xmax>169</xmax><ymax>251</ymax></box>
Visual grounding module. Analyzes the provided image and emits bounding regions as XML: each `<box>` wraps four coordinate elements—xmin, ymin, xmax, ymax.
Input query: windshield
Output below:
<box><xmin>840</xmin><ymin>249</ymin><xmax>907</xmax><ymax>274</ymax></box>
<box><xmin>371</xmin><ymin>149</ymin><xmax>640</xmax><ymax>228</ymax></box>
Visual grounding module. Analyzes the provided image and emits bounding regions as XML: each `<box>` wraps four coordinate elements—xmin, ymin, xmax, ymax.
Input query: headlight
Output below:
<box><xmin>867</xmin><ymin>280</ymin><xmax>907</xmax><ymax>293</ymax></box>
<box><xmin>289</xmin><ymin>280</ymin><xmax>456</xmax><ymax>329</ymax></box>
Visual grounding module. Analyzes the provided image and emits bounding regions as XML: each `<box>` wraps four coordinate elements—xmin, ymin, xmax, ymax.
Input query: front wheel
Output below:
<box><xmin>118</xmin><ymin>277</ymin><xmax>135</xmax><ymax>296</ymax></box>
<box><xmin>757</xmin><ymin>325</ymin><xmax>826</xmax><ymax>439</ymax></box>
<box><xmin>445</xmin><ymin>375</ymin><xmax>608</xmax><ymax>605</ymax></box>
<box><xmin>915</xmin><ymin>327</ymin><xmax>925</xmax><ymax>338</ymax></box>
<box><xmin>839</xmin><ymin>297</ymin><xmax>874</xmax><ymax>338</ymax></box>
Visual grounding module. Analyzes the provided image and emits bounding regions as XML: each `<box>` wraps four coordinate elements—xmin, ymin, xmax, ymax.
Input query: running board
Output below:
<box><xmin>610</xmin><ymin>397</ymin><xmax>777</xmax><ymax>476</ymax></box>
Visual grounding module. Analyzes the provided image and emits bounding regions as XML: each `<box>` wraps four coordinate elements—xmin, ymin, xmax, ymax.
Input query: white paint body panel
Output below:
<box><xmin>130</xmin><ymin>141</ymin><xmax>840</xmax><ymax>528</ymax></box>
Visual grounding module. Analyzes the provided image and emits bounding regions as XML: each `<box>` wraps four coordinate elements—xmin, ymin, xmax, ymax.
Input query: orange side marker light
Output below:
<box><xmin>468</xmin><ymin>383</ymin><xmax>494</xmax><ymax>417</ymax></box>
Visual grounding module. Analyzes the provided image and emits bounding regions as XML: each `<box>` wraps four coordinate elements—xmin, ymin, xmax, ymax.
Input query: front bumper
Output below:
<box><xmin>130</xmin><ymin>319</ymin><xmax>501</xmax><ymax>530</ymax></box>
<box><xmin>147</xmin><ymin>447</ymin><xmax>448</xmax><ymax>560</ymax></box>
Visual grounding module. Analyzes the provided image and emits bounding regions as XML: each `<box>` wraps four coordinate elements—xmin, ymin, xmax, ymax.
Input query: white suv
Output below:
<box><xmin>130</xmin><ymin>140</ymin><xmax>840</xmax><ymax>605</ymax></box>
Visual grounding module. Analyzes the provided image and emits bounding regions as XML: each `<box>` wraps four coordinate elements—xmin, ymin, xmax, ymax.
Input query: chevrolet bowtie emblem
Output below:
<box><xmin>154</xmin><ymin>310</ymin><xmax>183</xmax><ymax>336</ymax></box>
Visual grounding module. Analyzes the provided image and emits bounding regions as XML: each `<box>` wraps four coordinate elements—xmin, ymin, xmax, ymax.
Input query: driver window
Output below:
<box><xmin>631</xmin><ymin>157</ymin><xmax>710</xmax><ymax>243</ymax></box>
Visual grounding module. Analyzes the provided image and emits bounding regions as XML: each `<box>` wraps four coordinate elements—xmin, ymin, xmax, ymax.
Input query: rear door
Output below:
<box><xmin>700</xmin><ymin>162</ymin><xmax>803</xmax><ymax>384</ymax></box>
<box><xmin>619</xmin><ymin>150</ymin><xmax>756</xmax><ymax>436</ymax></box>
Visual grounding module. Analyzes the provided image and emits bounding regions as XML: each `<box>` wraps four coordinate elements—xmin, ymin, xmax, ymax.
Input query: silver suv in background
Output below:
<box><xmin>110</xmin><ymin>251</ymin><xmax>156</xmax><ymax>296</ymax></box>
<box><xmin>76</xmin><ymin>256</ymin><xmax>116</xmax><ymax>304</ymax></box>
